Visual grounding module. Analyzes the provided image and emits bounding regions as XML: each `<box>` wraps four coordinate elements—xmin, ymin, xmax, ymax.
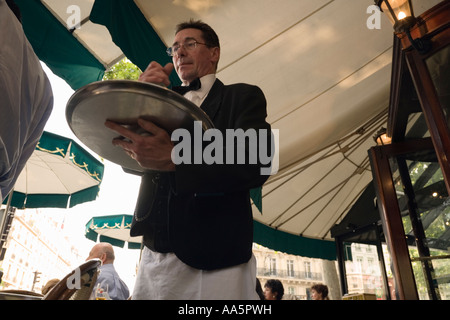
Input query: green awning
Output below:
<box><xmin>15</xmin><ymin>0</ymin><xmax>105</xmax><ymax>90</ymax></box>
<box><xmin>254</xmin><ymin>221</ymin><xmax>336</xmax><ymax>260</ymax></box>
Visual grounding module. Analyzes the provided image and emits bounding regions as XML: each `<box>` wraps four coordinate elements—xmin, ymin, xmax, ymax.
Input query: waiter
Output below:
<box><xmin>105</xmin><ymin>19</ymin><xmax>272</xmax><ymax>299</ymax></box>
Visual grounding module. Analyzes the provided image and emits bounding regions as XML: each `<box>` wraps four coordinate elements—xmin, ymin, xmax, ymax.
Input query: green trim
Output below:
<box><xmin>253</xmin><ymin>220</ymin><xmax>336</xmax><ymax>260</ymax></box>
<box><xmin>85</xmin><ymin>215</ymin><xmax>140</xmax><ymax>249</ymax></box>
<box><xmin>2</xmin><ymin>192</ymin><xmax>26</xmax><ymax>208</ymax></box>
<box><xmin>85</xmin><ymin>228</ymin><xmax>99</xmax><ymax>242</ymax></box>
<box><xmin>250</xmin><ymin>187</ymin><xmax>263</xmax><ymax>213</ymax></box>
<box><xmin>128</xmin><ymin>242</ymin><xmax>141</xmax><ymax>250</ymax></box>
<box><xmin>99</xmin><ymin>215</ymin><xmax>125</xmax><ymax>229</ymax></box>
<box><xmin>24</xmin><ymin>193</ymin><xmax>69</xmax><ymax>209</ymax></box>
<box><xmin>36</xmin><ymin>132</ymin><xmax>71</xmax><ymax>158</ymax></box>
<box><xmin>38</xmin><ymin>131</ymin><xmax>104</xmax><ymax>185</ymax></box>
<box><xmin>70</xmin><ymin>186</ymin><xmax>101</xmax><ymax>208</ymax></box>
<box><xmin>99</xmin><ymin>235</ymin><xmax>125</xmax><ymax>248</ymax></box>
<box><xmin>69</xmin><ymin>141</ymin><xmax>104</xmax><ymax>183</ymax></box>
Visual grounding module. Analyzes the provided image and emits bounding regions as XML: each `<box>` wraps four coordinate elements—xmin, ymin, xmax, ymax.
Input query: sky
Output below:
<box><xmin>37</xmin><ymin>63</ymin><xmax>142</xmax><ymax>292</ymax></box>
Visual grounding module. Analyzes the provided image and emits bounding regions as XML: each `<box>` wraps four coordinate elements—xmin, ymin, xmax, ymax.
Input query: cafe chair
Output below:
<box><xmin>43</xmin><ymin>259</ymin><xmax>101</xmax><ymax>300</ymax></box>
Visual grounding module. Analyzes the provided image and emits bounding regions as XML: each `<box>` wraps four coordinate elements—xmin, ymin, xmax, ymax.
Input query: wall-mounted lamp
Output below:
<box><xmin>374</xmin><ymin>0</ymin><xmax>431</xmax><ymax>54</ymax></box>
<box><xmin>373</xmin><ymin>127</ymin><xmax>392</xmax><ymax>145</ymax></box>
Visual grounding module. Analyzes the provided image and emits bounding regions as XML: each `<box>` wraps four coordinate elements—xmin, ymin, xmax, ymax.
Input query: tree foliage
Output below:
<box><xmin>102</xmin><ymin>58</ymin><xmax>141</xmax><ymax>81</ymax></box>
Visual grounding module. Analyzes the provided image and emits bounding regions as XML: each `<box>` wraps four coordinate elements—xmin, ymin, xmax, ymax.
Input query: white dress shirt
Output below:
<box><xmin>184</xmin><ymin>73</ymin><xmax>216</xmax><ymax>107</ymax></box>
<box><xmin>93</xmin><ymin>263</ymin><xmax>130</xmax><ymax>300</ymax></box>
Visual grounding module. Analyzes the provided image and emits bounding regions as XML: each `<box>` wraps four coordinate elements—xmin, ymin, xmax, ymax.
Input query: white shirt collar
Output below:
<box><xmin>185</xmin><ymin>74</ymin><xmax>216</xmax><ymax>106</ymax></box>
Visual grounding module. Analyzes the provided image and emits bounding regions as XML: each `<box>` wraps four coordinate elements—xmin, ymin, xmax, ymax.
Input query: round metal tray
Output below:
<box><xmin>66</xmin><ymin>80</ymin><xmax>214</xmax><ymax>172</ymax></box>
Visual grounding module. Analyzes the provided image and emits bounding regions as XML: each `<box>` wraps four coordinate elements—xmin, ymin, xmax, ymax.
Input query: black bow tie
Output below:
<box><xmin>172</xmin><ymin>78</ymin><xmax>201</xmax><ymax>95</ymax></box>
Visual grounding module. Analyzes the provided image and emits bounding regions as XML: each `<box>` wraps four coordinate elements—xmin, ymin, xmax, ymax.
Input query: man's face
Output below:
<box><xmin>172</xmin><ymin>28</ymin><xmax>220</xmax><ymax>83</ymax></box>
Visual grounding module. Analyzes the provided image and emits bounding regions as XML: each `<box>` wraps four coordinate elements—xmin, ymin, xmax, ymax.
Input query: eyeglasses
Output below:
<box><xmin>166</xmin><ymin>40</ymin><xmax>208</xmax><ymax>57</ymax></box>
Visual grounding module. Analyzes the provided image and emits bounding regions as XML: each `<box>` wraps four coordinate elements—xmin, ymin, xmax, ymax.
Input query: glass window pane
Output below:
<box><xmin>343</xmin><ymin>243</ymin><xmax>387</xmax><ymax>299</ymax></box>
<box><xmin>405</xmin><ymin>113</ymin><xmax>430</xmax><ymax>139</ymax></box>
<box><xmin>426</xmin><ymin>45</ymin><xmax>450</xmax><ymax>128</ymax></box>
<box><xmin>389</xmin><ymin>149</ymin><xmax>450</xmax><ymax>300</ymax></box>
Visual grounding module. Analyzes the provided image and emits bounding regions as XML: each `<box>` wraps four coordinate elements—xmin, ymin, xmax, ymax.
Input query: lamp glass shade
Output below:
<box><xmin>379</xmin><ymin>0</ymin><xmax>413</xmax><ymax>27</ymax></box>
<box><xmin>376</xmin><ymin>133</ymin><xmax>392</xmax><ymax>145</ymax></box>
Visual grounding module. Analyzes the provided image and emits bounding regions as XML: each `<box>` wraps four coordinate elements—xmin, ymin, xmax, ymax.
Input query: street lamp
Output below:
<box><xmin>373</xmin><ymin>127</ymin><xmax>392</xmax><ymax>146</ymax></box>
<box><xmin>375</xmin><ymin>0</ymin><xmax>415</xmax><ymax>32</ymax></box>
<box><xmin>374</xmin><ymin>0</ymin><xmax>431</xmax><ymax>54</ymax></box>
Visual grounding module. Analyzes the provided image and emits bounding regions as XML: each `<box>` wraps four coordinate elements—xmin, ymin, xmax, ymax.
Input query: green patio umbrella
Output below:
<box><xmin>2</xmin><ymin>131</ymin><xmax>104</xmax><ymax>210</ymax></box>
<box><xmin>85</xmin><ymin>214</ymin><xmax>142</xmax><ymax>250</ymax></box>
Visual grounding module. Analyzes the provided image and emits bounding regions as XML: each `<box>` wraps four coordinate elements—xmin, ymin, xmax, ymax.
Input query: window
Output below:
<box><xmin>304</xmin><ymin>261</ymin><xmax>312</xmax><ymax>279</ymax></box>
<box><xmin>287</xmin><ymin>260</ymin><xmax>294</xmax><ymax>277</ymax></box>
<box><xmin>367</xmin><ymin>258</ymin><xmax>375</xmax><ymax>274</ymax></box>
<box><xmin>356</xmin><ymin>257</ymin><xmax>363</xmax><ymax>273</ymax></box>
<box><xmin>270</xmin><ymin>258</ymin><xmax>277</xmax><ymax>276</ymax></box>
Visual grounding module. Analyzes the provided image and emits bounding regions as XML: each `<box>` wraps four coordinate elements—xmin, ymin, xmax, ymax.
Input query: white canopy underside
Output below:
<box><xmin>14</xmin><ymin>149</ymin><xmax>99</xmax><ymax>195</ymax></box>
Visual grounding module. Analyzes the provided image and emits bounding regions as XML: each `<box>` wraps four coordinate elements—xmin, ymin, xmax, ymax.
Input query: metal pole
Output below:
<box><xmin>0</xmin><ymin>189</ymin><xmax>13</xmax><ymax>239</ymax></box>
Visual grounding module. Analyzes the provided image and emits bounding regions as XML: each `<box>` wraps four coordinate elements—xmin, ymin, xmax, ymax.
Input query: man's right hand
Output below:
<box><xmin>138</xmin><ymin>62</ymin><xmax>174</xmax><ymax>87</ymax></box>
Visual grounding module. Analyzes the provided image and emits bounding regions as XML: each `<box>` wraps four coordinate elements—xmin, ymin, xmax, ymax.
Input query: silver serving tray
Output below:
<box><xmin>66</xmin><ymin>80</ymin><xmax>213</xmax><ymax>172</ymax></box>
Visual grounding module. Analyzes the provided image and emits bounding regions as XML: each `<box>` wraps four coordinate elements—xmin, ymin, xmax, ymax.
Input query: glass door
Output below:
<box><xmin>388</xmin><ymin>149</ymin><xmax>450</xmax><ymax>299</ymax></box>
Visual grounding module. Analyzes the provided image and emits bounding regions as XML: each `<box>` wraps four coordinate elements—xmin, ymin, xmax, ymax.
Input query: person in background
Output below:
<box><xmin>311</xmin><ymin>283</ymin><xmax>330</xmax><ymax>300</ymax></box>
<box><xmin>256</xmin><ymin>278</ymin><xmax>265</xmax><ymax>300</ymax></box>
<box><xmin>0</xmin><ymin>0</ymin><xmax>53</xmax><ymax>203</ymax></box>
<box><xmin>264</xmin><ymin>279</ymin><xmax>284</xmax><ymax>300</ymax></box>
<box><xmin>41</xmin><ymin>278</ymin><xmax>59</xmax><ymax>296</ymax></box>
<box><xmin>86</xmin><ymin>243</ymin><xmax>130</xmax><ymax>300</ymax></box>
